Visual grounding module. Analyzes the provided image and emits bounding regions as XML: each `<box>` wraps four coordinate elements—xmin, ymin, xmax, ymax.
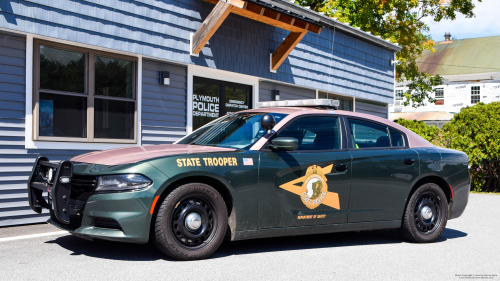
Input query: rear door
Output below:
<box><xmin>345</xmin><ymin>118</ymin><xmax>419</xmax><ymax>223</ymax></box>
<box><xmin>258</xmin><ymin>115</ymin><xmax>352</xmax><ymax>229</ymax></box>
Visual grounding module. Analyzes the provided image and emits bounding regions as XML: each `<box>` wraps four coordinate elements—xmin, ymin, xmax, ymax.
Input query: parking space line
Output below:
<box><xmin>0</xmin><ymin>231</ymin><xmax>68</xmax><ymax>242</ymax></box>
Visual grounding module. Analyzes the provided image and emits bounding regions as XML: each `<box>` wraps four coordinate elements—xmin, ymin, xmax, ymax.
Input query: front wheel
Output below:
<box><xmin>153</xmin><ymin>183</ymin><xmax>228</xmax><ymax>260</ymax></box>
<box><xmin>398</xmin><ymin>183</ymin><xmax>448</xmax><ymax>243</ymax></box>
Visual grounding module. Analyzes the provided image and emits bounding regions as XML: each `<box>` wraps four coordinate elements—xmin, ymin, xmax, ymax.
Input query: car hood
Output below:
<box><xmin>70</xmin><ymin>144</ymin><xmax>236</xmax><ymax>165</ymax></box>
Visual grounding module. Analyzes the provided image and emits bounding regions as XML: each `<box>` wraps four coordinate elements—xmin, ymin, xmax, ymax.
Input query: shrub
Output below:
<box><xmin>443</xmin><ymin>102</ymin><xmax>500</xmax><ymax>192</ymax></box>
<box><xmin>394</xmin><ymin>102</ymin><xmax>500</xmax><ymax>192</ymax></box>
<box><xmin>394</xmin><ymin>118</ymin><xmax>446</xmax><ymax>147</ymax></box>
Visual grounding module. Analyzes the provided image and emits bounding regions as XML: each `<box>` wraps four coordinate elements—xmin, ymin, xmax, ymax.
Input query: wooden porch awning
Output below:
<box><xmin>193</xmin><ymin>0</ymin><xmax>323</xmax><ymax>72</ymax></box>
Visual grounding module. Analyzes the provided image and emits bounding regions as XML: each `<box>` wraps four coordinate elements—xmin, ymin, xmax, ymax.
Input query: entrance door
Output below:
<box><xmin>258</xmin><ymin>115</ymin><xmax>352</xmax><ymax>229</ymax></box>
<box><xmin>192</xmin><ymin>77</ymin><xmax>252</xmax><ymax>130</ymax></box>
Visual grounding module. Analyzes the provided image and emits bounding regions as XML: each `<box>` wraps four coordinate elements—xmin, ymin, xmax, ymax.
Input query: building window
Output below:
<box><xmin>319</xmin><ymin>92</ymin><xmax>353</xmax><ymax>111</ymax></box>
<box><xmin>435</xmin><ymin>88</ymin><xmax>444</xmax><ymax>105</ymax></box>
<box><xmin>395</xmin><ymin>90</ymin><xmax>404</xmax><ymax>101</ymax></box>
<box><xmin>34</xmin><ymin>40</ymin><xmax>137</xmax><ymax>142</ymax></box>
<box><xmin>471</xmin><ymin>86</ymin><xmax>480</xmax><ymax>104</ymax></box>
<box><xmin>192</xmin><ymin>77</ymin><xmax>252</xmax><ymax>130</ymax></box>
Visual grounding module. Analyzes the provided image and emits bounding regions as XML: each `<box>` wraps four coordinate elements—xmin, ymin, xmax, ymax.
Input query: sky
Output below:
<box><xmin>422</xmin><ymin>0</ymin><xmax>500</xmax><ymax>41</ymax></box>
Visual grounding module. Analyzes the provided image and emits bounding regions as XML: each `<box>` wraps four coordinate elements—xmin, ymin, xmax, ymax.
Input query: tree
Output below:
<box><xmin>443</xmin><ymin>102</ymin><xmax>500</xmax><ymax>192</ymax></box>
<box><xmin>295</xmin><ymin>0</ymin><xmax>481</xmax><ymax>107</ymax></box>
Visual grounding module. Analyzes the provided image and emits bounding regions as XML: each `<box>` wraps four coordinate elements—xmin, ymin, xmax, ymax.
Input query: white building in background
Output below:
<box><xmin>390</xmin><ymin>34</ymin><xmax>500</xmax><ymax>120</ymax></box>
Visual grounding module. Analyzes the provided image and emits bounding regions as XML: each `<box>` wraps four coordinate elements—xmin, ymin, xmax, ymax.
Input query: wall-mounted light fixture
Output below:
<box><xmin>160</xmin><ymin>71</ymin><xmax>170</xmax><ymax>85</ymax></box>
<box><xmin>272</xmin><ymin>89</ymin><xmax>280</xmax><ymax>101</ymax></box>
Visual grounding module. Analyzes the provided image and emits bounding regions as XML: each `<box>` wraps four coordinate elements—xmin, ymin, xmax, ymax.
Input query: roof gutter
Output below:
<box><xmin>258</xmin><ymin>0</ymin><xmax>402</xmax><ymax>52</ymax></box>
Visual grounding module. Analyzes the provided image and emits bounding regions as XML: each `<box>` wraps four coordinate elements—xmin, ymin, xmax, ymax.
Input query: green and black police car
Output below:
<box><xmin>28</xmin><ymin>99</ymin><xmax>470</xmax><ymax>260</ymax></box>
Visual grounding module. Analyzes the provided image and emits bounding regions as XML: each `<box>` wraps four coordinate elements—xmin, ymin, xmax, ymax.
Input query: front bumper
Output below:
<box><xmin>29</xmin><ymin>156</ymin><xmax>169</xmax><ymax>244</ymax></box>
<box><xmin>49</xmin><ymin>191</ymin><xmax>154</xmax><ymax>244</ymax></box>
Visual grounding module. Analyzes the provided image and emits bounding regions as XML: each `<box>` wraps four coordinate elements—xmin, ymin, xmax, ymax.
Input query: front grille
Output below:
<box><xmin>68</xmin><ymin>174</ymin><xmax>97</xmax><ymax>226</ymax></box>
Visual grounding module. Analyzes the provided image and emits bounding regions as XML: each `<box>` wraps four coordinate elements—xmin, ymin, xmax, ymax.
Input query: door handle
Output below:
<box><xmin>403</xmin><ymin>158</ymin><xmax>415</xmax><ymax>165</ymax></box>
<box><xmin>335</xmin><ymin>164</ymin><xmax>348</xmax><ymax>172</ymax></box>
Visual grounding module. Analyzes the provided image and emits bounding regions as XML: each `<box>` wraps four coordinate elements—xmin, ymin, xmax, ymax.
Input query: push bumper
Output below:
<box><xmin>28</xmin><ymin>156</ymin><xmax>169</xmax><ymax>244</ymax></box>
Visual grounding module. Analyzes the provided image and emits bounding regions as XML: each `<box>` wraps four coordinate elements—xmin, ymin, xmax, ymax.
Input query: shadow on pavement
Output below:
<box><xmin>45</xmin><ymin>227</ymin><xmax>467</xmax><ymax>261</ymax></box>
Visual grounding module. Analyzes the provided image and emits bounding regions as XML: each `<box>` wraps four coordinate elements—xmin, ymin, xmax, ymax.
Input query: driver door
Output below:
<box><xmin>258</xmin><ymin>115</ymin><xmax>352</xmax><ymax>229</ymax></box>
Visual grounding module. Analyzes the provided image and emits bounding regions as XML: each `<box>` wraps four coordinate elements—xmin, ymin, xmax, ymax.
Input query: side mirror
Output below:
<box><xmin>269</xmin><ymin>137</ymin><xmax>299</xmax><ymax>151</ymax></box>
<box><xmin>260</xmin><ymin>114</ymin><xmax>276</xmax><ymax>134</ymax></box>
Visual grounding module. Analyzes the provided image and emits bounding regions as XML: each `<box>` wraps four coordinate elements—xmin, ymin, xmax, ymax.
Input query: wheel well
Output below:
<box><xmin>410</xmin><ymin>176</ymin><xmax>452</xmax><ymax>203</ymax></box>
<box><xmin>152</xmin><ymin>176</ymin><xmax>234</xmax><ymax>219</ymax></box>
<box><xmin>148</xmin><ymin>176</ymin><xmax>235</xmax><ymax>242</ymax></box>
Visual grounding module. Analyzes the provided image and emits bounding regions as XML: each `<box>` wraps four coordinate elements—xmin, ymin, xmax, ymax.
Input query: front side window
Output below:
<box><xmin>275</xmin><ymin>117</ymin><xmax>342</xmax><ymax>150</ymax></box>
<box><xmin>348</xmin><ymin>119</ymin><xmax>390</xmax><ymax>148</ymax></box>
<box><xmin>471</xmin><ymin>86</ymin><xmax>480</xmax><ymax>104</ymax></box>
<box><xmin>35</xmin><ymin>41</ymin><xmax>136</xmax><ymax>142</ymax></box>
<box><xmin>177</xmin><ymin>112</ymin><xmax>287</xmax><ymax>149</ymax></box>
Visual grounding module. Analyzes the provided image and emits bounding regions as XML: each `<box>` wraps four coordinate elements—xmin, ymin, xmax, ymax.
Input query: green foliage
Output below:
<box><xmin>295</xmin><ymin>0</ymin><xmax>480</xmax><ymax>107</ymax></box>
<box><xmin>395</xmin><ymin>118</ymin><xmax>439</xmax><ymax>142</ymax></box>
<box><xmin>443</xmin><ymin>102</ymin><xmax>500</xmax><ymax>192</ymax></box>
<box><xmin>395</xmin><ymin>102</ymin><xmax>500</xmax><ymax>192</ymax></box>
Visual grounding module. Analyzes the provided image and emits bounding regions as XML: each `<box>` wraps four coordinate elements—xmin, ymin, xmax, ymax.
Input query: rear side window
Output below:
<box><xmin>389</xmin><ymin>129</ymin><xmax>405</xmax><ymax>147</ymax></box>
<box><xmin>348</xmin><ymin>119</ymin><xmax>390</xmax><ymax>148</ymax></box>
<box><xmin>276</xmin><ymin>117</ymin><xmax>342</xmax><ymax>150</ymax></box>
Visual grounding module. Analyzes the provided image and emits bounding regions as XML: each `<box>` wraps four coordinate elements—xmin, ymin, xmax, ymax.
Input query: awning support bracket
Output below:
<box><xmin>192</xmin><ymin>0</ymin><xmax>322</xmax><ymax>72</ymax></box>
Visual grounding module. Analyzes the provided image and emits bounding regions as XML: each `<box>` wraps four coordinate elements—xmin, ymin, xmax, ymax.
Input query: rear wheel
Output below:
<box><xmin>398</xmin><ymin>183</ymin><xmax>448</xmax><ymax>243</ymax></box>
<box><xmin>153</xmin><ymin>183</ymin><xmax>227</xmax><ymax>260</ymax></box>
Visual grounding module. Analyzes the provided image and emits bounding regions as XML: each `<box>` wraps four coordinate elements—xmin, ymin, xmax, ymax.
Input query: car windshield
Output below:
<box><xmin>176</xmin><ymin>112</ymin><xmax>288</xmax><ymax>149</ymax></box>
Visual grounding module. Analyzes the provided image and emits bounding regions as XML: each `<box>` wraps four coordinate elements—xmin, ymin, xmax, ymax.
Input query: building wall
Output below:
<box><xmin>141</xmin><ymin>59</ymin><xmax>187</xmax><ymax>145</ymax></box>
<box><xmin>392</xmin><ymin>82</ymin><xmax>500</xmax><ymax>113</ymax></box>
<box><xmin>0</xmin><ymin>0</ymin><xmax>395</xmax><ymax>104</ymax></box>
<box><xmin>356</xmin><ymin>99</ymin><xmax>388</xmax><ymax>118</ymax></box>
<box><xmin>0</xmin><ymin>32</ymin><xmax>94</xmax><ymax>226</ymax></box>
<box><xmin>259</xmin><ymin>81</ymin><xmax>316</xmax><ymax>102</ymax></box>
<box><xmin>0</xmin><ymin>0</ymin><xmax>398</xmax><ymax>226</ymax></box>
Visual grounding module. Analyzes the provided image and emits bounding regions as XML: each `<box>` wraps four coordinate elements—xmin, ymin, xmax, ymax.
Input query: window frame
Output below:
<box><xmin>344</xmin><ymin>117</ymin><xmax>409</xmax><ymax>151</ymax></box>
<box><xmin>33</xmin><ymin>39</ymin><xmax>138</xmax><ymax>143</ymax></box>
<box><xmin>434</xmin><ymin>88</ymin><xmax>444</xmax><ymax>105</ymax></box>
<box><xmin>395</xmin><ymin>89</ymin><xmax>404</xmax><ymax>101</ymax></box>
<box><xmin>471</xmin><ymin>86</ymin><xmax>480</xmax><ymax>104</ymax></box>
<box><xmin>260</xmin><ymin>114</ymin><xmax>348</xmax><ymax>152</ymax></box>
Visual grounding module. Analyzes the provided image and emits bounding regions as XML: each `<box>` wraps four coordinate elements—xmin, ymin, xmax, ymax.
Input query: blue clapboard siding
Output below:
<box><xmin>0</xmin><ymin>0</ymin><xmax>395</xmax><ymax>104</ymax></box>
<box><xmin>0</xmin><ymin>31</ymin><xmax>97</xmax><ymax>227</ymax></box>
<box><xmin>260</xmin><ymin>81</ymin><xmax>316</xmax><ymax>102</ymax></box>
<box><xmin>356</xmin><ymin>99</ymin><xmax>388</xmax><ymax>118</ymax></box>
<box><xmin>141</xmin><ymin>59</ymin><xmax>187</xmax><ymax>145</ymax></box>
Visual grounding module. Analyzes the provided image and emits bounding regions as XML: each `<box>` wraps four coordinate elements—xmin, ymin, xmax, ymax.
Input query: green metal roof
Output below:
<box><xmin>416</xmin><ymin>35</ymin><xmax>500</xmax><ymax>76</ymax></box>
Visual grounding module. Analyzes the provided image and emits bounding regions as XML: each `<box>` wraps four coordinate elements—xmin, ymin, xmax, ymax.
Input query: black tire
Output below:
<box><xmin>153</xmin><ymin>182</ymin><xmax>227</xmax><ymax>260</ymax></box>
<box><xmin>398</xmin><ymin>183</ymin><xmax>448</xmax><ymax>243</ymax></box>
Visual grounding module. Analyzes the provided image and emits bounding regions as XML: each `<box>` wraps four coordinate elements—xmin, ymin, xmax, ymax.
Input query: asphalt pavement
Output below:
<box><xmin>0</xmin><ymin>193</ymin><xmax>498</xmax><ymax>281</ymax></box>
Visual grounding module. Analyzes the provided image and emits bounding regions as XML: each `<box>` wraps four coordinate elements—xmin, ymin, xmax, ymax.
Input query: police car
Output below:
<box><xmin>28</xmin><ymin>99</ymin><xmax>469</xmax><ymax>260</ymax></box>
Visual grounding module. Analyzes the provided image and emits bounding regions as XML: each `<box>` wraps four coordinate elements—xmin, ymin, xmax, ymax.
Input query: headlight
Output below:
<box><xmin>96</xmin><ymin>174</ymin><xmax>152</xmax><ymax>192</ymax></box>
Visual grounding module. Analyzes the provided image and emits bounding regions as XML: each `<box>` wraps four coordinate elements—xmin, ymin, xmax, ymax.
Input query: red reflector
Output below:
<box><xmin>150</xmin><ymin>196</ymin><xmax>160</xmax><ymax>215</ymax></box>
<box><xmin>449</xmin><ymin>185</ymin><xmax>454</xmax><ymax>199</ymax></box>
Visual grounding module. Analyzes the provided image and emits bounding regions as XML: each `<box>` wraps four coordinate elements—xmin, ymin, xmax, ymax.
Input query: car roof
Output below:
<box><xmin>245</xmin><ymin>107</ymin><xmax>433</xmax><ymax>149</ymax></box>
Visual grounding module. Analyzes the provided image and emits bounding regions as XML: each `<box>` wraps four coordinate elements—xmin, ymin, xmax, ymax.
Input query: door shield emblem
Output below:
<box><xmin>279</xmin><ymin>164</ymin><xmax>340</xmax><ymax>210</ymax></box>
